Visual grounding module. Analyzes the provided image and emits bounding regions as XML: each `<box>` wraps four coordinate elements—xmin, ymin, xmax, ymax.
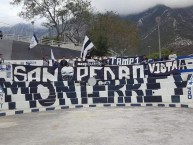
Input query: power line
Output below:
<box><xmin>0</xmin><ymin>16</ymin><xmax>21</xmax><ymax>19</ymax></box>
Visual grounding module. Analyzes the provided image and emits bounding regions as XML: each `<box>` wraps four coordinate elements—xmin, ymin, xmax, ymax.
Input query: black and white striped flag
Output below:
<box><xmin>81</xmin><ymin>36</ymin><xmax>94</xmax><ymax>60</ymax></box>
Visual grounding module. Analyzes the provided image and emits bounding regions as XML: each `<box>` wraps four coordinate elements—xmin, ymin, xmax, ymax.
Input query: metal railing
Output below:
<box><xmin>3</xmin><ymin>34</ymin><xmax>82</xmax><ymax>51</ymax></box>
<box><xmin>4</xmin><ymin>34</ymin><xmax>31</xmax><ymax>43</ymax></box>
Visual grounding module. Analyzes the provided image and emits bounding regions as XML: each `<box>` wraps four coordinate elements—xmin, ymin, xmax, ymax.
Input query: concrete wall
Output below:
<box><xmin>0</xmin><ymin>40</ymin><xmax>80</xmax><ymax>60</ymax></box>
<box><xmin>0</xmin><ymin>73</ymin><xmax>192</xmax><ymax>113</ymax></box>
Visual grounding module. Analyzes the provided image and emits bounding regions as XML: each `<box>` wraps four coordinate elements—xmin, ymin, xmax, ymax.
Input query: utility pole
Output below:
<box><xmin>148</xmin><ymin>46</ymin><xmax>151</xmax><ymax>56</ymax></box>
<box><xmin>155</xmin><ymin>17</ymin><xmax>161</xmax><ymax>59</ymax></box>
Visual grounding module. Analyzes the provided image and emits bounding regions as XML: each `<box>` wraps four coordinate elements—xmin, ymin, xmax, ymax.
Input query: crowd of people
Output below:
<box><xmin>47</xmin><ymin>52</ymin><xmax>177</xmax><ymax>68</ymax></box>
<box><xmin>0</xmin><ymin>51</ymin><xmax>177</xmax><ymax>67</ymax></box>
<box><xmin>140</xmin><ymin>52</ymin><xmax>177</xmax><ymax>65</ymax></box>
<box><xmin>46</xmin><ymin>56</ymin><xmax>107</xmax><ymax>68</ymax></box>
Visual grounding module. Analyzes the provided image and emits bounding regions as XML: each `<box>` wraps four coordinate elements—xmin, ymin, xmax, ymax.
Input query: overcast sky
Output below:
<box><xmin>1</xmin><ymin>0</ymin><xmax>193</xmax><ymax>27</ymax></box>
<box><xmin>91</xmin><ymin>0</ymin><xmax>193</xmax><ymax>14</ymax></box>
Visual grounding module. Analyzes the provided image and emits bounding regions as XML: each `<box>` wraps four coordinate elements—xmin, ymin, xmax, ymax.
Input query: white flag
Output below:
<box><xmin>51</xmin><ymin>49</ymin><xmax>56</xmax><ymax>66</ymax></box>
<box><xmin>29</xmin><ymin>34</ymin><xmax>38</xmax><ymax>49</ymax></box>
<box><xmin>51</xmin><ymin>49</ymin><xmax>56</xmax><ymax>61</ymax></box>
<box><xmin>80</xmin><ymin>36</ymin><xmax>94</xmax><ymax>60</ymax></box>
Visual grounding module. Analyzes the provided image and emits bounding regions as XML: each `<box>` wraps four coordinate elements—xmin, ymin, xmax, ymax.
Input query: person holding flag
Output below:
<box><xmin>51</xmin><ymin>49</ymin><xmax>59</xmax><ymax>69</ymax></box>
<box><xmin>60</xmin><ymin>56</ymin><xmax>68</xmax><ymax>67</ymax></box>
<box><xmin>43</xmin><ymin>55</ymin><xmax>49</xmax><ymax>66</ymax></box>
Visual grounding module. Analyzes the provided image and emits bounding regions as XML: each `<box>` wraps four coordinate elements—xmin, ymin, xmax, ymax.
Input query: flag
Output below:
<box><xmin>51</xmin><ymin>49</ymin><xmax>56</xmax><ymax>66</ymax></box>
<box><xmin>29</xmin><ymin>34</ymin><xmax>38</xmax><ymax>49</ymax></box>
<box><xmin>51</xmin><ymin>49</ymin><xmax>56</xmax><ymax>61</ymax></box>
<box><xmin>80</xmin><ymin>36</ymin><xmax>94</xmax><ymax>60</ymax></box>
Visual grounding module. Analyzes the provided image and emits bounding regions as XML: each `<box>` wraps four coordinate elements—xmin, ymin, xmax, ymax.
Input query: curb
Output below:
<box><xmin>0</xmin><ymin>103</ymin><xmax>191</xmax><ymax>117</ymax></box>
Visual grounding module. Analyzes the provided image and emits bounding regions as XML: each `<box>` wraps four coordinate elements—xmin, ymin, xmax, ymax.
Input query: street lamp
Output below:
<box><xmin>31</xmin><ymin>21</ymin><xmax>34</xmax><ymax>35</ymax></box>
<box><xmin>155</xmin><ymin>17</ymin><xmax>161</xmax><ymax>59</ymax></box>
<box><xmin>50</xmin><ymin>24</ymin><xmax>55</xmax><ymax>38</ymax></box>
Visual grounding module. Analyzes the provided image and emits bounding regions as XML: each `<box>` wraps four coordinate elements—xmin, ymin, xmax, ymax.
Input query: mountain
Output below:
<box><xmin>1</xmin><ymin>5</ymin><xmax>193</xmax><ymax>56</ymax></box>
<box><xmin>0</xmin><ymin>23</ymin><xmax>48</xmax><ymax>38</ymax></box>
<box><xmin>126</xmin><ymin>5</ymin><xmax>193</xmax><ymax>56</ymax></box>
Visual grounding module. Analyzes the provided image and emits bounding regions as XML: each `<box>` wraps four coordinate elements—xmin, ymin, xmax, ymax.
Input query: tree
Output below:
<box><xmin>87</xmin><ymin>12</ymin><xmax>139</xmax><ymax>56</ymax></box>
<box><xmin>10</xmin><ymin>0</ymin><xmax>92</xmax><ymax>42</ymax></box>
<box><xmin>147</xmin><ymin>48</ymin><xmax>173</xmax><ymax>60</ymax></box>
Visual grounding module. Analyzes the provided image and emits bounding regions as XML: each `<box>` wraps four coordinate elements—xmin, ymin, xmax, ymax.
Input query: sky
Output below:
<box><xmin>91</xmin><ymin>0</ymin><xmax>193</xmax><ymax>14</ymax></box>
<box><xmin>1</xmin><ymin>0</ymin><xmax>193</xmax><ymax>27</ymax></box>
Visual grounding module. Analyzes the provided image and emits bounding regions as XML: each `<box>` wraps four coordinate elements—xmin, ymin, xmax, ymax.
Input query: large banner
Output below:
<box><xmin>74</xmin><ymin>59</ymin><xmax>103</xmax><ymax>67</ymax></box>
<box><xmin>75</xmin><ymin>57</ymin><xmax>142</xmax><ymax>66</ymax></box>
<box><xmin>7</xmin><ymin>58</ymin><xmax>193</xmax><ymax>83</ymax></box>
<box><xmin>12</xmin><ymin>64</ymin><xmax>145</xmax><ymax>82</ymax></box>
<box><xmin>108</xmin><ymin>56</ymin><xmax>142</xmax><ymax>65</ymax></box>
<box><xmin>177</xmin><ymin>57</ymin><xmax>193</xmax><ymax>73</ymax></box>
<box><xmin>147</xmin><ymin>60</ymin><xmax>178</xmax><ymax>76</ymax></box>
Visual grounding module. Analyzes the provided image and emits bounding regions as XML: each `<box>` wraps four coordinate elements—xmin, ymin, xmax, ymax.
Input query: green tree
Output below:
<box><xmin>87</xmin><ymin>12</ymin><xmax>139</xmax><ymax>56</ymax></box>
<box><xmin>92</xmin><ymin>34</ymin><xmax>109</xmax><ymax>56</ymax></box>
<box><xmin>10</xmin><ymin>0</ymin><xmax>92</xmax><ymax>42</ymax></box>
<box><xmin>148</xmin><ymin>48</ymin><xmax>173</xmax><ymax>60</ymax></box>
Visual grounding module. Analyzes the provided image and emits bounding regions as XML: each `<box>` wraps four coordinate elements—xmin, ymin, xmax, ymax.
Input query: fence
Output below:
<box><xmin>3</xmin><ymin>34</ymin><xmax>82</xmax><ymax>51</ymax></box>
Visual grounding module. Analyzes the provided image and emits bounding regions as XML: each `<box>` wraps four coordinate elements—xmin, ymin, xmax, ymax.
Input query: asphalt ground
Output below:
<box><xmin>0</xmin><ymin>39</ymin><xmax>13</xmax><ymax>60</ymax></box>
<box><xmin>0</xmin><ymin>39</ymin><xmax>80</xmax><ymax>60</ymax></box>
<box><xmin>0</xmin><ymin>107</ymin><xmax>193</xmax><ymax>145</ymax></box>
<box><xmin>11</xmin><ymin>41</ymin><xmax>80</xmax><ymax>60</ymax></box>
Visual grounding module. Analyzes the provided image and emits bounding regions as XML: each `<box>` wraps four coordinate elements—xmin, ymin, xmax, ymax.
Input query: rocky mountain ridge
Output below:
<box><xmin>126</xmin><ymin>5</ymin><xmax>193</xmax><ymax>55</ymax></box>
<box><xmin>1</xmin><ymin>5</ymin><xmax>193</xmax><ymax>55</ymax></box>
<box><xmin>0</xmin><ymin>23</ymin><xmax>48</xmax><ymax>38</ymax></box>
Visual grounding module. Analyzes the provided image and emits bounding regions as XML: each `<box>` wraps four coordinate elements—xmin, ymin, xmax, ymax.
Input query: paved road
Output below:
<box><xmin>11</xmin><ymin>41</ymin><xmax>80</xmax><ymax>60</ymax></box>
<box><xmin>0</xmin><ymin>39</ymin><xmax>80</xmax><ymax>60</ymax></box>
<box><xmin>0</xmin><ymin>107</ymin><xmax>193</xmax><ymax>145</ymax></box>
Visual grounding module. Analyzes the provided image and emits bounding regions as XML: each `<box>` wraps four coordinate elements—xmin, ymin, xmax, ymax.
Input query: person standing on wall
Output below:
<box><xmin>52</xmin><ymin>59</ymin><xmax>60</xmax><ymax>71</ymax></box>
<box><xmin>68</xmin><ymin>56</ymin><xmax>74</xmax><ymax>67</ymax></box>
<box><xmin>74</xmin><ymin>57</ymin><xmax>79</xmax><ymax>67</ymax></box>
<box><xmin>60</xmin><ymin>56</ymin><xmax>68</xmax><ymax>67</ymax></box>
<box><xmin>168</xmin><ymin>50</ymin><xmax>177</xmax><ymax>60</ymax></box>
<box><xmin>0</xmin><ymin>54</ymin><xmax>4</xmax><ymax>65</ymax></box>
<box><xmin>43</xmin><ymin>55</ymin><xmax>49</xmax><ymax>66</ymax></box>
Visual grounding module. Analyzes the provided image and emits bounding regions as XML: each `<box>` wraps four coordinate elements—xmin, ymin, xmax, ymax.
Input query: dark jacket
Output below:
<box><xmin>60</xmin><ymin>59</ymin><xmax>68</xmax><ymax>67</ymax></box>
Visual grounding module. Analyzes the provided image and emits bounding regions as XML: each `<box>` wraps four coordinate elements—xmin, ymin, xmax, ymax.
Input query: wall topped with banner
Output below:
<box><xmin>0</xmin><ymin>58</ymin><xmax>193</xmax><ymax>82</ymax></box>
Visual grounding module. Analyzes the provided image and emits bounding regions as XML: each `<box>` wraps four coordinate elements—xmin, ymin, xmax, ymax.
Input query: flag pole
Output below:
<box><xmin>39</xmin><ymin>45</ymin><xmax>44</xmax><ymax>59</ymax></box>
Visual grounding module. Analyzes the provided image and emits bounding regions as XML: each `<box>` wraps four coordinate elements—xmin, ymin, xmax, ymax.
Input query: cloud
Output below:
<box><xmin>0</xmin><ymin>0</ymin><xmax>25</xmax><ymax>26</ymax></box>
<box><xmin>1</xmin><ymin>0</ymin><xmax>193</xmax><ymax>26</ymax></box>
<box><xmin>0</xmin><ymin>0</ymin><xmax>44</xmax><ymax>27</ymax></box>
